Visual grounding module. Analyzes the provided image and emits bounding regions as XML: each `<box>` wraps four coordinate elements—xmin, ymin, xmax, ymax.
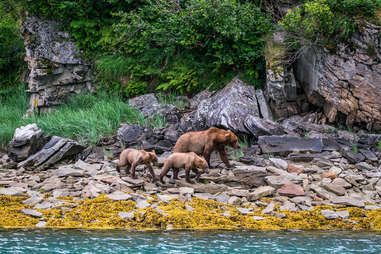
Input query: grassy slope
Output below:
<box><xmin>0</xmin><ymin>87</ymin><xmax>147</xmax><ymax>145</ymax></box>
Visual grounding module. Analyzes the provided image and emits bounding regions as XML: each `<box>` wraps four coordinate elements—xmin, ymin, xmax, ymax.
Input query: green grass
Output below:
<box><xmin>0</xmin><ymin>87</ymin><xmax>146</xmax><ymax>145</ymax></box>
<box><xmin>145</xmin><ymin>114</ymin><xmax>167</xmax><ymax>130</ymax></box>
<box><xmin>0</xmin><ymin>84</ymin><xmax>29</xmax><ymax>146</ymax></box>
<box><xmin>378</xmin><ymin>140</ymin><xmax>381</xmax><ymax>151</ymax></box>
<box><xmin>157</xmin><ymin>92</ymin><xmax>189</xmax><ymax>109</ymax></box>
<box><xmin>352</xmin><ymin>144</ymin><xmax>359</xmax><ymax>153</ymax></box>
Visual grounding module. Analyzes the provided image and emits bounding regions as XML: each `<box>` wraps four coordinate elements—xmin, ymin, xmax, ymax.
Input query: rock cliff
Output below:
<box><xmin>21</xmin><ymin>16</ymin><xmax>93</xmax><ymax>114</ymax></box>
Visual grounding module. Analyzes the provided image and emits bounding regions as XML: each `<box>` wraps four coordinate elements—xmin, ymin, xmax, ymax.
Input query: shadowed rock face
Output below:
<box><xmin>294</xmin><ymin>23</ymin><xmax>381</xmax><ymax>131</ymax></box>
<box><xmin>21</xmin><ymin>16</ymin><xmax>93</xmax><ymax>114</ymax></box>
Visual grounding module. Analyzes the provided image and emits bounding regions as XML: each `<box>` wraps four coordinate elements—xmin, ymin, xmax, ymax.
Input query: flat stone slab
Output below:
<box><xmin>21</xmin><ymin>209</ymin><xmax>42</xmax><ymax>218</ymax></box>
<box><xmin>236</xmin><ymin>208</ymin><xmax>253</xmax><ymax>215</ymax></box>
<box><xmin>331</xmin><ymin>197</ymin><xmax>365</xmax><ymax>208</ymax></box>
<box><xmin>23</xmin><ymin>196</ymin><xmax>43</xmax><ymax>205</ymax></box>
<box><xmin>247</xmin><ymin>186</ymin><xmax>275</xmax><ymax>201</ymax></box>
<box><xmin>54</xmin><ymin>166</ymin><xmax>86</xmax><ymax>177</ymax></box>
<box><xmin>277</xmin><ymin>184</ymin><xmax>305</xmax><ymax>197</ymax></box>
<box><xmin>118</xmin><ymin>212</ymin><xmax>134</xmax><ymax>220</ymax></box>
<box><xmin>0</xmin><ymin>187</ymin><xmax>26</xmax><ymax>196</ymax></box>
<box><xmin>258</xmin><ymin>136</ymin><xmax>323</xmax><ymax>154</ymax></box>
<box><xmin>106</xmin><ymin>191</ymin><xmax>132</xmax><ymax>201</ymax></box>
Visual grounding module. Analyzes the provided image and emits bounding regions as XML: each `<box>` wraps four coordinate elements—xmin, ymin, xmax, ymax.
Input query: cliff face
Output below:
<box><xmin>295</xmin><ymin>22</ymin><xmax>381</xmax><ymax>131</ymax></box>
<box><xmin>21</xmin><ymin>16</ymin><xmax>93</xmax><ymax>114</ymax></box>
<box><xmin>266</xmin><ymin>22</ymin><xmax>381</xmax><ymax>131</ymax></box>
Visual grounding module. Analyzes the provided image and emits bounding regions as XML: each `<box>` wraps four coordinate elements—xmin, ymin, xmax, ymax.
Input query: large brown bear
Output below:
<box><xmin>159</xmin><ymin>152</ymin><xmax>209</xmax><ymax>184</ymax></box>
<box><xmin>117</xmin><ymin>148</ymin><xmax>158</xmax><ymax>180</ymax></box>
<box><xmin>173</xmin><ymin>127</ymin><xmax>240</xmax><ymax>168</ymax></box>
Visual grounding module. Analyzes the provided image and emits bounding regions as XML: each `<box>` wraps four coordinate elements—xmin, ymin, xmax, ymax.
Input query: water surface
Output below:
<box><xmin>1</xmin><ymin>229</ymin><xmax>380</xmax><ymax>253</ymax></box>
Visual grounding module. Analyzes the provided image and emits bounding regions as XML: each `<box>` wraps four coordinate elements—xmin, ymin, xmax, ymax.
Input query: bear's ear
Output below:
<box><xmin>152</xmin><ymin>150</ymin><xmax>156</xmax><ymax>154</ymax></box>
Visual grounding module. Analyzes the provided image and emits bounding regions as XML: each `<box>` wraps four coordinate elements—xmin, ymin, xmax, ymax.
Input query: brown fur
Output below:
<box><xmin>159</xmin><ymin>152</ymin><xmax>209</xmax><ymax>184</ymax></box>
<box><xmin>117</xmin><ymin>148</ymin><xmax>158</xmax><ymax>181</ymax></box>
<box><xmin>173</xmin><ymin>127</ymin><xmax>240</xmax><ymax>168</ymax></box>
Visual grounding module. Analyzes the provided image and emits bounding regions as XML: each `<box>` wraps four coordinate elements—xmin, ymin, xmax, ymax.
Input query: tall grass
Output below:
<box><xmin>0</xmin><ymin>88</ymin><xmax>146</xmax><ymax>145</ymax></box>
<box><xmin>0</xmin><ymin>84</ymin><xmax>29</xmax><ymax>146</ymax></box>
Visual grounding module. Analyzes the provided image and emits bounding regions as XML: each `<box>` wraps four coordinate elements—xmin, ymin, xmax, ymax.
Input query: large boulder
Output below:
<box><xmin>189</xmin><ymin>77</ymin><xmax>261</xmax><ymax>134</ymax></box>
<box><xmin>294</xmin><ymin>22</ymin><xmax>381</xmax><ymax>131</ymax></box>
<box><xmin>21</xmin><ymin>16</ymin><xmax>93</xmax><ymax>114</ymax></box>
<box><xmin>128</xmin><ymin>93</ymin><xmax>181</xmax><ymax>124</ymax></box>
<box><xmin>18</xmin><ymin>136</ymin><xmax>85</xmax><ymax>170</ymax></box>
<box><xmin>7</xmin><ymin>124</ymin><xmax>49</xmax><ymax>162</ymax></box>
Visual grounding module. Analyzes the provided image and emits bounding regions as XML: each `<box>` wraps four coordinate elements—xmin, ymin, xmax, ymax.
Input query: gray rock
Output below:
<box><xmin>7</xmin><ymin>124</ymin><xmax>48</xmax><ymax>162</ymax></box>
<box><xmin>222</xmin><ymin>211</ymin><xmax>231</xmax><ymax>217</ymax></box>
<box><xmin>191</xmin><ymin>77</ymin><xmax>260</xmax><ymax>134</ymax></box>
<box><xmin>252</xmin><ymin>216</ymin><xmax>265</xmax><ymax>220</ymax></box>
<box><xmin>129</xmin><ymin>93</ymin><xmax>180</xmax><ymax>124</ymax></box>
<box><xmin>121</xmin><ymin>177</ymin><xmax>145</xmax><ymax>187</ymax></box>
<box><xmin>179</xmin><ymin>187</ymin><xmax>194</xmax><ymax>196</ymax></box>
<box><xmin>185</xmin><ymin>204</ymin><xmax>194</xmax><ymax>211</ymax></box>
<box><xmin>106</xmin><ymin>191</ymin><xmax>132</xmax><ymax>201</ymax></box>
<box><xmin>230</xmin><ymin>189</ymin><xmax>249</xmax><ymax>197</ymax></box>
<box><xmin>23</xmin><ymin>195</ymin><xmax>43</xmax><ymax>205</ymax></box>
<box><xmin>365</xmin><ymin>205</ymin><xmax>380</xmax><ymax>210</ymax></box>
<box><xmin>193</xmin><ymin>193</ymin><xmax>213</xmax><ymax>200</ymax></box>
<box><xmin>279</xmin><ymin>201</ymin><xmax>298</xmax><ymax>212</ymax></box>
<box><xmin>265</xmin><ymin>176</ymin><xmax>292</xmax><ymax>188</ymax></box>
<box><xmin>331</xmin><ymin>197</ymin><xmax>365</xmax><ymax>208</ymax></box>
<box><xmin>269</xmin><ymin>158</ymin><xmax>288</xmax><ymax>170</ymax></box>
<box><xmin>118</xmin><ymin>212</ymin><xmax>134</xmax><ymax>220</ymax></box>
<box><xmin>247</xmin><ymin>186</ymin><xmax>275</xmax><ymax>201</ymax></box>
<box><xmin>322</xmin><ymin>183</ymin><xmax>346</xmax><ymax>196</ymax></box>
<box><xmin>136</xmin><ymin>200</ymin><xmax>151</xmax><ymax>209</ymax></box>
<box><xmin>35</xmin><ymin>221</ymin><xmax>47</xmax><ymax>228</ymax></box>
<box><xmin>21</xmin><ymin>16</ymin><xmax>93</xmax><ymax>114</ymax></box>
<box><xmin>331</xmin><ymin>178</ymin><xmax>352</xmax><ymax>189</ymax></box>
<box><xmin>82</xmin><ymin>181</ymin><xmax>110</xmax><ymax>199</ymax></box>
<box><xmin>74</xmin><ymin>160</ymin><xmax>102</xmax><ymax>175</ymax></box>
<box><xmin>341</xmin><ymin>149</ymin><xmax>365</xmax><ymax>164</ymax></box>
<box><xmin>258</xmin><ymin>136</ymin><xmax>323</xmax><ymax>154</ymax></box>
<box><xmin>214</xmin><ymin>193</ymin><xmax>230</xmax><ymax>204</ymax></box>
<box><xmin>0</xmin><ymin>187</ymin><xmax>26</xmax><ymax>196</ymax></box>
<box><xmin>359</xmin><ymin>149</ymin><xmax>378</xmax><ymax>162</ymax></box>
<box><xmin>33</xmin><ymin>201</ymin><xmax>53</xmax><ymax>210</ymax></box>
<box><xmin>194</xmin><ymin>183</ymin><xmax>228</xmax><ymax>194</ymax></box>
<box><xmin>236</xmin><ymin>208</ymin><xmax>253</xmax><ymax>215</ymax></box>
<box><xmin>21</xmin><ymin>209</ymin><xmax>43</xmax><ymax>218</ymax></box>
<box><xmin>157</xmin><ymin>194</ymin><xmax>178</xmax><ymax>203</ymax></box>
<box><xmin>356</xmin><ymin>162</ymin><xmax>375</xmax><ymax>171</ymax></box>
<box><xmin>18</xmin><ymin>136</ymin><xmax>85</xmax><ymax>170</ymax></box>
<box><xmin>321</xmin><ymin>210</ymin><xmax>338</xmax><ymax>220</ymax></box>
<box><xmin>117</xmin><ymin>124</ymin><xmax>144</xmax><ymax>146</ymax></box>
<box><xmin>228</xmin><ymin>196</ymin><xmax>241</xmax><ymax>205</ymax></box>
<box><xmin>255</xmin><ymin>89</ymin><xmax>272</xmax><ymax>120</ymax></box>
<box><xmin>336</xmin><ymin>210</ymin><xmax>349</xmax><ymax>219</ymax></box>
<box><xmin>54</xmin><ymin>166</ymin><xmax>86</xmax><ymax>177</ymax></box>
<box><xmin>329</xmin><ymin>166</ymin><xmax>342</xmax><ymax>175</ymax></box>
<box><xmin>244</xmin><ymin>116</ymin><xmax>286</xmax><ymax>137</ymax></box>
<box><xmin>262</xmin><ymin>202</ymin><xmax>275</xmax><ymax>214</ymax></box>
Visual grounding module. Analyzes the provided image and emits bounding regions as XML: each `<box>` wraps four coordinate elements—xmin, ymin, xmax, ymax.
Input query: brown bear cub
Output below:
<box><xmin>159</xmin><ymin>152</ymin><xmax>209</xmax><ymax>184</ymax></box>
<box><xmin>173</xmin><ymin>127</ymin><xmax>240</xmax><ymax>168</ymax></box>
<box><xmin>117</xmin><ymin>148</ymin><xmax>158</xmax><ymax>181</ymax></box>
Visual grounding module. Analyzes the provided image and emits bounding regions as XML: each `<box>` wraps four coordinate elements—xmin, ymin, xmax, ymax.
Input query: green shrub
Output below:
<box><xmin>106</xmin><ymin>0</ymin><xmax>272</xmax><ymax>93</ymax></box>
<box><xmin>280</xmin><ymin>0</ymin><xmax>381</xmax><ymax>48</ymax></box>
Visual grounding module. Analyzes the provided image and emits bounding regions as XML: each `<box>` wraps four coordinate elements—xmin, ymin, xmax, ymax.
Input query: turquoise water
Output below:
<box><xmin>1</xmin><ymin>230</ymin><xmax>381</xmax><ymax>253</ymax></box>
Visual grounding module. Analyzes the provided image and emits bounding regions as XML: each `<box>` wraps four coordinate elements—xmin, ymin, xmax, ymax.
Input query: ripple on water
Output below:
<box><xmin>0</xmin><ymin>230</ymin><xmax>381</xmax><ymax>254</ymax></box>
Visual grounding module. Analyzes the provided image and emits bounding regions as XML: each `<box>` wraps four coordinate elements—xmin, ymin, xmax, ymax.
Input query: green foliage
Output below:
<box><xmin>144</xmin><ymin>114</ymin><xmax>168</xmax><ymax>130</ymax></box>
<box><xmin>105</xmin><ymin>0</ymin><xmax>272</xmax><ymax>93</ymax></box>
<box><xmin>280</xmin><ymin>0</ymin><xmax>381</xmax><ymax>48</ymax></box>
<box><xmin>0</xmin><ymin>2</ymin><xmax>25</xmax><ymax>91</ymax></box>
<box><xmin>352</xmin><ymin>144</ymin><xmax>359</xmax><ymax>153</ymax></box>
<box><xmin>0</xmin><ymin>88</ymin><xmax>146</xmax><ymax>145</ymax></box>
<box><xmin>378</xmin><ymin>139</ymin><xmax>381</xmax><ymax>151</ymax></box>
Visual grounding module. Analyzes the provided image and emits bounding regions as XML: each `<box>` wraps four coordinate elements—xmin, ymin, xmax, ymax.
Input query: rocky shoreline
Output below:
<box><xmin>1</xmin><ymin>80</ymin><xmax>380</xmax><ymax>231</ymax></box>
<box><xmin>0</xmin><ymin>150</ymin><xmax>380</xmax><ymax>230</ymax></box>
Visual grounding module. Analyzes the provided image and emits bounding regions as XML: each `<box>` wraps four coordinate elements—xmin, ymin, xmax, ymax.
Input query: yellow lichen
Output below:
<box><xmin>0</xmin><ymin>194</ymin><xmax>380</xmax><ymax>231</ymax></box>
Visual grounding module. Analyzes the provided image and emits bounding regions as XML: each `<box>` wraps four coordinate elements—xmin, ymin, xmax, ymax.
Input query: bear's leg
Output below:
<box><xmin>203</xmin><ymin>144</ymin><xmax>214</xmax><ymax>168</ymax></box>
<box><xmin>218</xmin><ymin>147</ymin><xmax>231</xmax><ymax>168</ymax></box>
<box><xmin>185</xmin><ymin>166</ymin><xmax>194</xmax><ymax>184</ymax></box>
<box><xmin>117</xmin><ymin>156</ymin><xmax>128</xmax><ymax>174</ymax></box>
<box><xmin>173</xmin><ymin>168</ymin><xmax>180</xmax><ymax>180</ymax></box>
<box><xmin>146</xmin><ymin>164</ymin><xmax>158</xmax><ymax>182</ymax></box>
<box><xmin>192</xmin><ymin>167</ymin><xmax>201</xmax><ymax>182</ymax></box>
<box><xmin>159</xmin><ymin>164</ymin><xmax>171</xmax><ymax>183</ymax></box>
<box><xmin>130</xmin><ymin>161</ymin><xmax>140</xmax><ymax>179</ymax></box>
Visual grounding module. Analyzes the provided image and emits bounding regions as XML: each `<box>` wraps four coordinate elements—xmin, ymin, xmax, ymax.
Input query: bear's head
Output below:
<box><xmin>148</xmin><ymin>150</ymin><xmax>158</xmax><ymax>164</ymax></box>
<box><xmin>225</xmin><ymin>130</ymin><xmax>240</xmax><ymax>149</ymax></box>
<box><xmin>195</xmin><ymin>155</ymin><xmax>209</xmax><ymax>173</ymax></box>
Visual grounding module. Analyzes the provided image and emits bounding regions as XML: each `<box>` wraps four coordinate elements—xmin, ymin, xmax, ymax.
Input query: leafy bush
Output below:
<box><xmin>108</xmin><ymin>0</ymin><xmax>272</xmax><ymax>93</ymax></box>
<box><xmin>280</xmin><ymin>0</ymin><xmax>381</xmax><ymax>48</ymax></box>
